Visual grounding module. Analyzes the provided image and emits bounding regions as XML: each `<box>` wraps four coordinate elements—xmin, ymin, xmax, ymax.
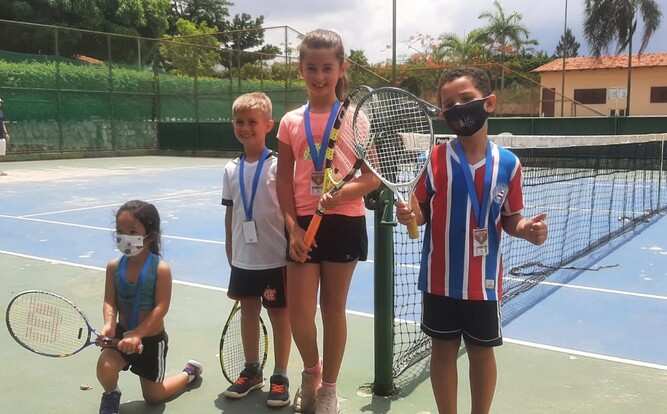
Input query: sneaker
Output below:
<box><xmin>315</xmin><ymin>386</ymin><xmax>340</xmax><ymax>414</ymax></box>
<box><xmin>223</xmin><ymin>367</ymin><xmax>264</xmax><ymax>399</ymax></box>
<box><xmin>183</xmin><ymin>360</ymin><xmax>203</xmax><ymax>383</ymax></box>
<box><xmin>293</xmin><ymin>369</ymin><xmax>321</xmax><ymax>413</ymax></box>
<box><xmin>266</xmin><ymin>375</ymin><xmax>290</xmax><ymax>408</ymax></box>
<box><xmin>99</xmin><ymin>390</ymin><xmax>121</xmax><ymax>414</ymax></box>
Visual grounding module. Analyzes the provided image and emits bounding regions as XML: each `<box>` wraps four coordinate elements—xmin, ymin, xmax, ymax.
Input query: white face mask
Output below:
<box><xmin>115</xmin><ymin>234</ymin><xmax>145</xmax><ymax>256</ymax></box>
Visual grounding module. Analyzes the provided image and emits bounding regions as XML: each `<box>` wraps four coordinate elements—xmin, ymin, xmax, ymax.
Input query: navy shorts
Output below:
<box><xmin>421</xmin><ymin>293</ymin><xmax>502</xmax><ymax>347</ymax></box>
<box><xmin>228</xmin><ymin>266</ymin><xmax>287</xmax><ymax>308</ymax></box>
<box><xmin>114</xmin><ymin>325</ymin><xmax>169</xmax><ymax>382</ymax></box>
<box><xmin>290</xmin><ymin>214</ymin><xmax>368</xmax><ymax>263</ymax></box>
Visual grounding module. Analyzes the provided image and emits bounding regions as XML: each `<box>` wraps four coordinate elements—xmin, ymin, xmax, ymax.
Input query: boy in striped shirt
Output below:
<box><xmin>397</xmin><ymin>67</ymin><xmax>547</xmax><ymax>414</ymax></box>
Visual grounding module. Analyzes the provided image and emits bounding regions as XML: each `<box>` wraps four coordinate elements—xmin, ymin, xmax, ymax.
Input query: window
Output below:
<box><xmin>650</xmin><ymin>87</ymin><xmax>667</xmax><ymax>103</ymax></box>
<box><xmin>607</xmin><ymin>88</ymin><xmax>627</xmax><ymax>100</ymax></box>
<box><xmin>574</xmin><ymin>88</ymin><xmax>607</xmax><ymax>104</ymax></box>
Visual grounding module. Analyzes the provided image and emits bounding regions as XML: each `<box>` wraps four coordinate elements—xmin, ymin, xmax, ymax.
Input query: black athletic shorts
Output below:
<box><xmin>114</xmin><ymin>325</ymin><xmax>169</xmax><ymax>382</ymax></box>
<box><xmin>228</xmin><ymin>266</ymin><xmax>287</xmax><ymax>308</ymax></box>
<box><xmin>289</xmin><ymin>214</ymin><xmax>368</xmax><ymax>263</ymax></box>
<box><xmin>421</xmin><ymin>293</ymin><xmax>502</xmax><ymax>347</ymax></box>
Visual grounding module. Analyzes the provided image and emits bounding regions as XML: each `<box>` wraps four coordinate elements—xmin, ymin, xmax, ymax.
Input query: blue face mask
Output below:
<box><xmin>443</xmin><ymin>97</ymin><xmax>490</xmax><ymax>137</ymax></box>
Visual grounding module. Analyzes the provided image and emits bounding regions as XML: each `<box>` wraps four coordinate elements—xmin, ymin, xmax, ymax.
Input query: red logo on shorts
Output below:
<box><xmin>263</xmin><ymin>288</ymin><xmax>277</xmax><ymax>302</ymax></box>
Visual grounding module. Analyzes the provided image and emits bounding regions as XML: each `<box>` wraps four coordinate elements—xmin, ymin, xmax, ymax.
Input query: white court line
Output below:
<box><xmin>1</xmin><ymin>248</ymin><xmax>665</xmax><ymax>371</ymax></box>
<box><xmin>21</xmin><ymin>190</ymin><xmax>220</xmax><ymax>218</ymax></box>
<box><xmin>4</xmin><ymin>213</ymin><xmax>663</xmax><ymax>301</ymax></box>
<box><xmin>503</xmin><ymin>338</ymin><xmax>667</xmax><ymax>371</ymax></box>
<box><xmin>0</xmin><ymin>214</ymin><xmax>225</xmax><ymax>245</ymax></box>
<box><xmin>506</xmin><ymin>276</ymin><xmax>667</xmax><ymax>301</ymax></box>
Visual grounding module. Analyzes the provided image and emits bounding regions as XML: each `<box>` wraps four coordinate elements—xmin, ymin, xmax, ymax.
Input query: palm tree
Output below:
<box><xmin>478</xmin><ymin>0</ymin><xmax>537</xmax><ymax>91</ymax></box>
<box><xmin>584</xmin><ymin>0</ymin><xmax>662</xmax><ymax>116</ymax></box>
<box><xmin>434</xmin><ymin>29</ymin><xmax>488</xmax><ymax>64</ymax></box>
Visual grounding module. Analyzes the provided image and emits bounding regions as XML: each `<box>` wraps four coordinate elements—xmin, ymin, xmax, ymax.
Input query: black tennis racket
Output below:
<box><xmin>6</xmin><ymin>290</ymin><xmax>141</xmax><ymax>357</ymax></box>
<box><xmin>219</xmin><ymin>300</ymin><xmax>269</xmax><ymax>384</ymax></box>
<box><xmin>303</xmin><ymin>85</ymin><xmax>373</xmax><ymax>247</ymax></box>
<box><xmin>354</xmin><ymin>87</ymin><xmax>439</xmax><ymax>239</ymax></box>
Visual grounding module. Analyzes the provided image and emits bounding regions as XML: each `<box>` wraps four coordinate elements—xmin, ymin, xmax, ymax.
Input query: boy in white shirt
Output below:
<box><xmin>221</xmin><ymin>92</ymin><xmax>291</xmax><ymax>408</ymax></box>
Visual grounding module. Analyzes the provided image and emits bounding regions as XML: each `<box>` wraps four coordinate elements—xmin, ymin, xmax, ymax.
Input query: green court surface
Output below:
<box><xmin>2</xmin><ymin>253</ymin><xmax>666</xmax><ymax>413</ymax></box>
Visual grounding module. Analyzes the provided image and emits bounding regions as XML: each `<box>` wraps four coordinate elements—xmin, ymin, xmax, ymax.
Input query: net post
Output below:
<box><xmin>660</xmin><ymin>139</ymin><xmax>665</xmax><ymax>207</ymax></box>
<box><xmin>373</xmin><ymin>187</ymin><xmax>396</xmax><ymax>396</ymax></box>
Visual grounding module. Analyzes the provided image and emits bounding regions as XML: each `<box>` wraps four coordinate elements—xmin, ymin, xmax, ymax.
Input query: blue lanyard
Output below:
<box><xmin>119</xmin><ymin>253</ymin><xmax>153</xmax><ymax>330</ymax></box>
<box><xmin>304</xmin><ymin>101</ymin><xmax>340</xmax><ymax>171</ymax></box>
<box><xmin>239</xmin><ymin>148</ymin><xmax>270</xmax><ymax>221</ymax></box>
<box><xmin>455</xmin><ymin>141</ymin><xmax>493</xmax><ymax>228</ymax></box>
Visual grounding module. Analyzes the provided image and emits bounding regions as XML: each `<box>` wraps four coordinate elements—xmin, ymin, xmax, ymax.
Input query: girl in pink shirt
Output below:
<box><xmin>276</xmin><ymin>29</ymin><xmax>379</xmax><ymax>414</ymax></box>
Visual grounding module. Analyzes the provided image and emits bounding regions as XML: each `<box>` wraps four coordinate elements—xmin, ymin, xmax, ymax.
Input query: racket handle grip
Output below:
<box><xmin>304</xmin><ymin>213</ymin><xmax>323</xmax><ymax>248</ymax></box>
<box><xmin>100</xmin><ymin>337</ymin><xmax>143</xmax><ymax>354</ymax></box>
<box><xmin>407</xmin><ymin>218</ymin><xmax>419</xmax><ymax>239</ymax></box>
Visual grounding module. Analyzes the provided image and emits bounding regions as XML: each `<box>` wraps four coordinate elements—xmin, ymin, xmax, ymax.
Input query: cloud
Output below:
<box><xmin>230</xmin><ymin>0</ymin><xmax>667</xmax><ymax>63</ymax></box>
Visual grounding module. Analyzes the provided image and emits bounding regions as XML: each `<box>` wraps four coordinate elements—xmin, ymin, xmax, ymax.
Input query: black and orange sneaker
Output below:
<box><xmin>266</xmin><ymin>375</ymin><xmax>290</xmax><ymax>408</ymax></box>
<box><xmin>223</xmin><ymin>367</ymin><xmax>264</xmax><ymax>399</ymax></box>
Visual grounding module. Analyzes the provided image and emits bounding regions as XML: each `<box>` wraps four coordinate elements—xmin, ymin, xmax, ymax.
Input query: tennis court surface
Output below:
<box><xmin>1</xmin><ymin>155</ymin><xmax>666</xmax><ymax>413</ymax></box>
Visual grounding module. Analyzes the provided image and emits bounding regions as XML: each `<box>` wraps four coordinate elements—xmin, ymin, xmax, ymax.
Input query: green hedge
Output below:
<box><xmin>0</xmin><ymin>56</ymin><xmax>306</xmax><ymax>123</ymax></box>
<box><xmin>0</xmin><ymin>58</ymin><xmax>301</xmax><ymax>93</ymax></box>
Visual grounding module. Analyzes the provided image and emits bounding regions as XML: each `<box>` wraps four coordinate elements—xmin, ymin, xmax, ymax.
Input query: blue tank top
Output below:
<box><xmin>115</xmin><ymin>253</ymin><xmax>159</xmax><ymax>324</ymax></box>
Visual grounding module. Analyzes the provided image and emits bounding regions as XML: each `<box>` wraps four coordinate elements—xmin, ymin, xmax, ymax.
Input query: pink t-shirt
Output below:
<box><xmin>277</xmin><ymin>105</ymin><xmax>365</xmax><ymax>217</ymax></box>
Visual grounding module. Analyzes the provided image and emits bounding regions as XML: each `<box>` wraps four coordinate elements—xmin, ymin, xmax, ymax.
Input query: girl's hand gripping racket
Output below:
<box><xmin>303</xmin><ymin>85</ymin><xmax>373</xmax><ymax>248</ymax></box>
<box><xmin>5</xmin><ymin>290</ymin><xmax>142</xmax><ymax>357</ymax></box>
<box><xmin>353</xmin><ymin>87</ymin><xmax>439</xmax><ymax>239</ymax></box>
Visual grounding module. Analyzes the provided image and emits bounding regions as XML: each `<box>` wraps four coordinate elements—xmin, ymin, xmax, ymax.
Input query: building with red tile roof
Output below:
<box><xmin>531</xmin><ymin>53</ymin><xmax>667</xmax><ymax>117</ymax></box>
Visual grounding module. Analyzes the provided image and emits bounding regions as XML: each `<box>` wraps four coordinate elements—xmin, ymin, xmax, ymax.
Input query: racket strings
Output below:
<box><xmin>220</xmin><ymin>308</ymin><xmax>266</xmax><ymax>381</ymax></box>
<box><xmin>327</xmin><ymin>91</ymin><xmax>370</xmax><ymax>186</ymax></box>
<box><xmin>7</xmin><ymin>292</ymin><xmax>88</xmax><ymax>355</ymax></box>
<box><xmin>358</xmin><ymin>90</ymin><xmax>432</xmax><ymax>195</ymax></box>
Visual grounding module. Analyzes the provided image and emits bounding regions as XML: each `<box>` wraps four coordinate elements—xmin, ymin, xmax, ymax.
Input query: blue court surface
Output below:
<box><xmin>1</xmin><ymin>156</ymin><xmax>666</xmax><ymax>413</ymax></box>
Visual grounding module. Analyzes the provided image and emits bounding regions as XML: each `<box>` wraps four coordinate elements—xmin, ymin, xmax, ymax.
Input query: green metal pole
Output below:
<box><xmin>107</xmin><ymin>34</ymin><xmax>115</xmax><ymax>152</ymax></box>
<box><xmin>392</xmin><ymin>0</ymin><xmax>397</xmax><ymax>84</ymax></box>
<box><xmin>54</xmin><ymin>28</ymin><xmax>64</xmax><ymax>153</ymax></box>
<box><xmin>373</xmin><ymin>187</ymin><xmax>396</xmax><ymax>396</ymax></box>
<box><xmin>284</xmin><ymin>26</ymin><xmax>289</xmax><ymax>116</ymax></box>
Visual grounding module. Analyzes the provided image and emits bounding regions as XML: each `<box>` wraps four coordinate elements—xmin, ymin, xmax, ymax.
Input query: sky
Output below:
<box><xmin>229</xmin><ymin>0</ymin><xmax>667</xmax><ymax>63</ymax></box>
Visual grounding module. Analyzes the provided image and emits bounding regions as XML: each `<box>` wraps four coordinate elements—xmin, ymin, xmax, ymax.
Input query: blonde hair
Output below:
<box><xmin>232</xmin><ymin>92</ymin><xmax>273</xmax><ymax>119</ymax></box>
<box><xmin>299</xmin><ymin>29</ymin><xmax>348</xmax><ymax>100</ymax></box>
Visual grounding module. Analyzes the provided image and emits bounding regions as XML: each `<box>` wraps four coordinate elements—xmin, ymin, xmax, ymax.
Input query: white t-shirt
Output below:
<box><xmin>221</xmin><ymin>154</ymin><xmax>287</xmax><ymax>270</ymax></box>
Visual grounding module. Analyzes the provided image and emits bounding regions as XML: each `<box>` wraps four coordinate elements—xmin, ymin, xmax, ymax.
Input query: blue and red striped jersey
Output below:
<box><xmin>414</xmin><ymin>139</ymin><xmax>524</xmax><ymax>301</ymax></box>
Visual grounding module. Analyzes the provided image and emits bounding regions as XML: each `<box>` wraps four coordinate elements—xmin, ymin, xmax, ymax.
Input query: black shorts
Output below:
<box><xmin>114</xmin><ymin>325</ymin><xmax>169</xmax><ymax>382</ymax></box>
<box><xmin>290</xmin><ymin>214</ymin><xmax>368</xmax><ymax>263</ymax></box>
<box><xmin>228</xmin><ymin>266</ymin><xmax>287</xmax><ymax>308</ymax></box>
<box><xmin>421</xmin><ymin>293</ymin><xmax>502</xmax><ymax>347</ymax></box>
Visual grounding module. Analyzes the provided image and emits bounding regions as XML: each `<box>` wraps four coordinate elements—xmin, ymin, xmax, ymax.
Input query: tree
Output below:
<box><xmin>584</xmin><ymin>0</ymin><xmax>662</xmax><ymax>115</ymax></box>
<box><xmin>554</xmin><ymin>28</ymin><xmax>580</xmax><ymax>58</ymax></box>
<box><xmin>0</xmin><ymin>0</ymin><xmax>171</xmax><ymax>62</ymax></box>
<box><xmin>221</xmin><ymin>13</ymin><xmax>280</xmax><ymax>69</ymax></box>
<box><xmin>434</xmin><ymin>29</ymin><xmax>489</xmax><ymax>64</ymax></box>
<box><xmin>169</xmin><ymin>0</ymin><xmax>232</xmax><ymax>34</ymax></box>
<box><xmin>160</xmin><ymin>18</ymin><xmax>221</xmax><ymax>77</ymax></box>
<box><xmin>478</xmin><ymin>0</ymin><xmax>537</xmax><ymax>91</ymax></box>
<box><xmin>347</xmin><ymin>49</ymin><xmax>386</xmax><ymax>87</ymax></box>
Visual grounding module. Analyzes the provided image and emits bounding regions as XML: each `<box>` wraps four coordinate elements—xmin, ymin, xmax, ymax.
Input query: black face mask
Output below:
<box><xmin>443</xmin><ymin>97</ymin><xmax>490</xmax><ymax>137</ymax></box>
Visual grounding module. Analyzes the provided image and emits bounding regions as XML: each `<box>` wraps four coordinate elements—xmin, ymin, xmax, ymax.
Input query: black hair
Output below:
<box><xmin>116</xmin><ymin>200</ymin><xmax>161</xmax><ymax>255</ymax></box>
<box><xmin>438</xmin><ymin>67</ymin><xmax>493</xmax><ymax>107</ymax></box>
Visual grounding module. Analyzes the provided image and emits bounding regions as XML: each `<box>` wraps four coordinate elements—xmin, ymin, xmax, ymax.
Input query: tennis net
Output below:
<box><xmin>391</xmin><ymin>133</ymin><xmax>667</xmax><ymax>378</ymax></box>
